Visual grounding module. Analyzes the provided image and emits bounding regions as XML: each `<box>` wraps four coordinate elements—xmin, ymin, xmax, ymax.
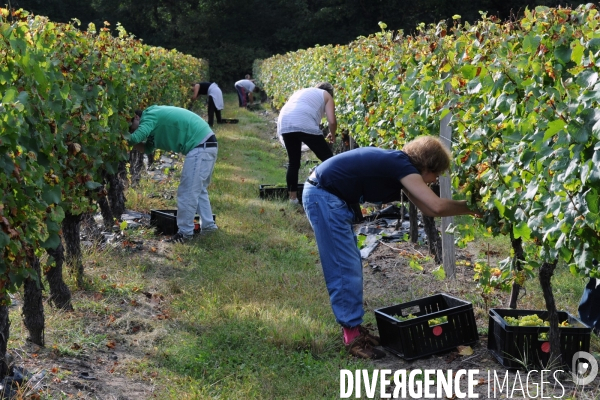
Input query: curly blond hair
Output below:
<box><xmin>402</xmin><ymin>135</ymin><xmax>451</xmax><ymax>174</ymax></box>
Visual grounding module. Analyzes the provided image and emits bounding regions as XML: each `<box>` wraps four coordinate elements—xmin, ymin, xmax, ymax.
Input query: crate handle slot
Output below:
<box><xmin>399</xmin><ymin>305</ymin><xmax>421</xmax><ymax>316</ymax></box>
<box><xmin>489</xmin><ymin>310</ymin><xmax>507</xmax><ymax>327</ymax></box>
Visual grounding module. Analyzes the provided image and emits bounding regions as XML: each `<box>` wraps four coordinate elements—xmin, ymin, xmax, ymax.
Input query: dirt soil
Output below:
<box><xmin>7</xmin><ymin>239</ymin><xmax>175</xmax><ymax>399</ymax></box>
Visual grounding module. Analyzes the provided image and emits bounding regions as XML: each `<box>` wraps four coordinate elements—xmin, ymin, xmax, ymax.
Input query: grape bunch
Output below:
<box><xmin>504</xmin><ymin>314</ymin><xmax>570</xmax><ymax>328</ymax></box>
<box><xmin>428</xmin><ymin>316</ymin><xmax>448</xmax><ymax>326</ymax></box>
<box><xmin>395</xmin><ymin>313</ymin><xmax>417</xmax><ymax>321</ymax></box>
<box><xmin>504</xmin><ymin>314</ymin><xmax>548</xmax><ymax>326</ymax></box>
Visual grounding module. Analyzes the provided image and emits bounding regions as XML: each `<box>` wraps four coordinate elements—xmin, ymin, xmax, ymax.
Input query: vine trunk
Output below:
<box><xmin>45</xmin><ymin>242</ymin><xmax>73</xmax><ymax>311</ymax></box>
<box><xmin>23</xmin><ymin>255</ymin><xmax>45</xmax><ymax>346</ymax></box>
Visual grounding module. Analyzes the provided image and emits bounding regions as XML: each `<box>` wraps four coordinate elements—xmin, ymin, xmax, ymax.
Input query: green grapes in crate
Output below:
<box><xmin>503</xmin><ymin>314</ymin><xmax>570</xmax><ymax>340</ymax></box>
<box><xmin>393</xmin><ymin>314</ymin><xmax>448</xmax><ymax>325</ymax></box>
<box><xmin>428</xmin><ymin>316</ymin><xmax>448</xmax><ymax>326</ymax></box>
<box><xmin>394</xmin><ymin>314</ymin><xmax>416</xmax><ymax>321</ymax></box>
<box><xmin>504</xmin><ymin>314</ymin><xmax>549</xmax><ymax>327</ymax></box>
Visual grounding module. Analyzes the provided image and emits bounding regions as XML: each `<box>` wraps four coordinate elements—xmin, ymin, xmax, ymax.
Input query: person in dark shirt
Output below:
<box><xmin>191</xmin><ymin>82</ymin><xmax>224</xmax><ymax>127</ymax></box>
<box><xmin>302</xmin><ymin>136</ymin><xmax>480</xmax><ymax>359</ymax></box>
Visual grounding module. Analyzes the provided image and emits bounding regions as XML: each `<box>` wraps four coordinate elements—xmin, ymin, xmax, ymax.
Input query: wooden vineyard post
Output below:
<box><xmin>440</xmin><ymin>106</ymin><xmax>456</xmax><ymax>278</ymax></box>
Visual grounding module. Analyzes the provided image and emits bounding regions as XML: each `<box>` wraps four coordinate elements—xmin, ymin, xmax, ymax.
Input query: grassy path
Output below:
<box><xmin>153</xmin><ymin>95</ymin><xmax>369</xmax><ymax>397</ymax></box>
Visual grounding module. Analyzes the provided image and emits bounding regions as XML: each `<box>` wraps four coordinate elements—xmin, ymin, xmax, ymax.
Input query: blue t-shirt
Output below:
<box><xmin>314</xmin><ymin>147</ymin><xmax>420</xmax><ymax>204</ymax></box>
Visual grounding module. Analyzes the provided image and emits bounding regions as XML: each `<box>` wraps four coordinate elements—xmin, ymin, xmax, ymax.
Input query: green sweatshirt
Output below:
<box><xmin>129</xmin><ymin>105</ymin><xmax>213</xmax><ymax>155</ymax></box>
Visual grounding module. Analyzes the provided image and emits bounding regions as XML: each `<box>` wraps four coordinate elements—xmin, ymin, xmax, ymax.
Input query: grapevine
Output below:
<box><xmin>0</xmin><ymin>9</ymin><xmax>207</xmax><ymax>294</ymax></box>
<box><xmin>255</xmin><ymin>3</ymin><xmax>600</xmax><ymax>288</ymax></box>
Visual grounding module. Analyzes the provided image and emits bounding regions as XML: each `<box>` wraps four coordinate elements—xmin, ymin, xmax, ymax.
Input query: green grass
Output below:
<box><xmin>8</xmin><ymin>94</ymin><xmax>598</xmax><ymax>398</ymax></box>
<box><xmin>140</xmin><ymin>99</ymin><xmax>357</xmax><ymax>397</ymax></box>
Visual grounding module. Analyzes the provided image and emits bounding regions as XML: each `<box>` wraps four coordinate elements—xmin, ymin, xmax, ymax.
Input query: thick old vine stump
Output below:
<box><xmin>409</xmin><ymin>201</ymin><xmax>418</xmax><ymax>243</ymax></box>
<box><xmin>62</xmin><ymin>213</ymin><xmax>84</xmax><ymax>288</ymax></box>
<box><xmin>107</xmin><ymin>161</ymin><xmax>127</xmax><ymax>220</ymax></box>
<box><xmin>23</xmin><ymin>256</ymin><xmax>45</xmax><ymax>346</ymax></box>
<box><xmin>539</xmin><ymin>260</ymin><xmax>561</xmax><ymax>367</ymax></box>
<box><xmin>0</xmin><ymin>301</ymin><xmax>9</xmax><ymax>379</ymax></box>
<box><xmin>98</xmin><ymin>161</ymin><xmax>128</xmax><ymax>229</ymax></box>
<box><xmin>45</xmin><ymin>241</ymin><xmax>73</xmax><ymax>311</ymax></box>
<box><xmin>97</xmin><ymin>195</ymin><xmax>114</xmax><ymax>230</ymax></box>
<box><xmin>422</xmin><ymin>215</ymin><xmax>442</xmax><ymax>264</ymax></box>
<box><xmin>422</xmin><ymin>183</ymin><xmax>442</xmax><ymax>263</ymax></box>
<box><xmin>507</xmin><ymin>234</ymin><xmax>525</xmax><ymax>309</ymax></box>
<box><xmin>129</xmin><ymin>149</ymin><xmax>145</xmax><ymax>187</ymax></box>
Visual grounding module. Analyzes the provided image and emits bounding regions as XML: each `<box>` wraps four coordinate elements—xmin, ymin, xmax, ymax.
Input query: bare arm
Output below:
<box><xmin>323</xmin><ymin>92</ymin><xmax>337</xmax><ymax>142</ymax></box>
<box><xmin>191</xmin><ymin>84</ymin><xmax>200</xmax><ymax>101</ymax></box>
<box><xmin>400</xmin><ymin>174</ymin><xmax>479</xmax><ymax>217</ymax></box>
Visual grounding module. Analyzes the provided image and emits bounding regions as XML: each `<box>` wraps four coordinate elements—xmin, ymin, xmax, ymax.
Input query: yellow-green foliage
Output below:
<box><xmin>254</xmin><ymin>27</ymin><xmax>448</xmax><ymax>149</ymax></box>
<box><xmin>0</xmin><ymin>8</ymin><xmax>208</xmax><ymax>295</ymax></box>
<box><xmin>255</xmin><ymin>5</ymin><xmax>600</xmax><ymax>285</ymax></box>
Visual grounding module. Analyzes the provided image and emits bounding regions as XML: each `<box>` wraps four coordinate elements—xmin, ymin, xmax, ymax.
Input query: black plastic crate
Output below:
<box><xmin>258</xmin><ymin>184</ymin><xmax>304</xmax><ymax>203</ymax></box>
<box><xmin>150</xmin><ymin>209</ymin><xmax>216</xmax><ymax>235</ymax></box>
<box><xmin>488</xmin><ymin>308</ymin><xmax>591</xmax><ymax>370</ymax></box>
<box><xmin>375</xmin><ymin>293</ymin><xmax>479</xmax><ymax>360</ymax></box>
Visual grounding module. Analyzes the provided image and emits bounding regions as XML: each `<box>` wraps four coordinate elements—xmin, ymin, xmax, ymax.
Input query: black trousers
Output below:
<box><xmin>207</xmin><ymin>96</ymin><xmax>222</xmax><ymax>127</ymax></box>
<box><xmin>281</xmin><ymin>132</ymin><xmax>333</xmax><ymax>192</ymax></box>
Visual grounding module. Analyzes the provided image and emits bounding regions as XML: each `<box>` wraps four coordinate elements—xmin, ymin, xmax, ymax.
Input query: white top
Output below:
<box><xmin>277</xmin><ymin>88</ymin><xmax>326</xmax><ymax>136</ymax></box>
<box><xmin>235</xmin><ymin>79</ymin><xmax>255</xmax><ymax>92</ymax></box>
<box><xmin>208</xmin><ymin>83</ymin><xmax>224</xmax><ymax>110</ymax></box>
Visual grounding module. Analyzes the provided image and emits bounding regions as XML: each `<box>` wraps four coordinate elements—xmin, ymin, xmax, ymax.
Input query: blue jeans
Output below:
<box><xmin>302</xmin><ymin>182</ymin><xmax>364</xmax><ymax>328</ymax></box>
<box><xmin>177</xmin><ymin>145</ymin><xmax>218</xmax><ymax>236</ymax></box>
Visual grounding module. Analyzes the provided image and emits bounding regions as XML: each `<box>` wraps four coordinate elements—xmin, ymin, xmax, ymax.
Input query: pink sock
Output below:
<box><xmin>343</xmin><ymin>326</ymin><xmax>360</xmax><ymax>345</ymax></box>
